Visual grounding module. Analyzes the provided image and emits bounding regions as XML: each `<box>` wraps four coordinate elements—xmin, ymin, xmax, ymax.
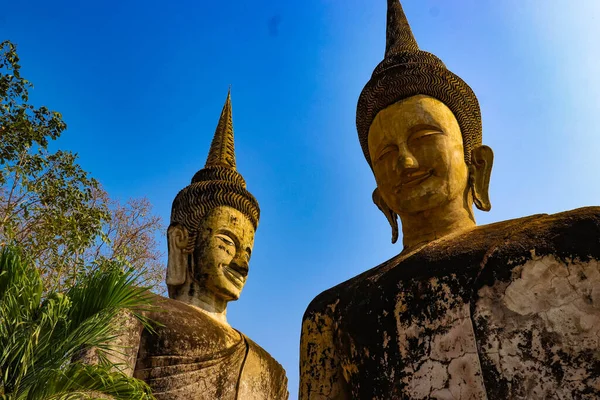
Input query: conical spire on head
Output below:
<box><xmin>191</xmin><ymin>89</ymin><xmax>246</xmax><ymax>187</ymax></box>
<box><xmin>385</xmin><ymin>0</ymin><xmax>418</xmax><ymax>56</ymax></box>
<box><xmin>205</xmin><ymin>89</ymin><xmax>236</xmax><ymax>169</ymax></box>
<box><xmin>172</xmin><ymin>89</ymin><xmax>260</xmax><ymax>254</ymax></box>
<box><xmin>357</xmin><ymin>0</ymin><xmax>482</xmax><ymax>168</ymax></box>
<box><xmin>373</xmin><ymin>0</ymin><xmax>445</xmax><ymax>76</ymax></box>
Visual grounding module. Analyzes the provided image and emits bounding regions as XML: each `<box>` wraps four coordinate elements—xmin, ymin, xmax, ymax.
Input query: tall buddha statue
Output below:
<box><xmin>299</xmin><ymin>2</ymin><xmax>600</xmax><ymax>399</ymax></box>
<box><xmin>88</xmin><ymin>91</ymin><xmax>288</xmax><ymax>399</ymax></box>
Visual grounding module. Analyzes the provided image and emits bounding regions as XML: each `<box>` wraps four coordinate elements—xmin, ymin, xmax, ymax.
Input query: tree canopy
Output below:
<box><xmin>0</xmin><ymin>40</ymin><xmax>164</xmax><ymax>292</ymax></box>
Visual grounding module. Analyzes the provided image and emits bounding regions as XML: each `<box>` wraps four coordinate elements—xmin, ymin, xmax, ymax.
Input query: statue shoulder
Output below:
<box><xmin>241</xmin><ymin>335</ymin><xmax>289</xmax><ymax>400</ymax></box>
<box><xmin>539</xmin><ymin>206</ymin><xmax>600</xmax><ymax>232</ymax></box>
<box><xmin>142</xmin><ymin>294</ymin><xmax>241</xmax><ymax>345</ymax></box>
<box><xmin>145</xmin><ymin>293</ymin><xmax>183</xmax><ymax>313</ymax></box>
<box><xmin>302</xmin><ymin>254</ymin><xmax>416</xmax><ymax>322</ymax></box>
<box><xmin>303</xmin><ymin>284</ymin><xmax>346</xmax><ymax>324</ymax></box>
<box><xmin>494</xmin><ymin>206</ymin><xmax>600</xmax><ymax>262</ymax></box>
<box><xmin>143</xmin><ymin>293</ymin><xmax>189</xmax><ymax>322</ymax></box>
<box><xmin>244</xmin><ymin>335</ymin><xmax>287</xmax><ymax>375</ymax></box>
<box><xmin>303</xmin><ymin>206</ymin><xmax>600</xmax><ymax>319</ymax></box>
<box><xmin>144</xmin><ymin>294</ymin><xmax>213</xmax><ymax>322</ymax></box>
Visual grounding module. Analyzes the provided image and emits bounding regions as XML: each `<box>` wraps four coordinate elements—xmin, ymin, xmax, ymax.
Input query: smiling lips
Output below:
<box><xmin>396</xmin><ymin>169</ymin><xmax>433</xmax><ymax>189</ymax></box>
<box><xmin>223</xmin><ymin>265</ymin><xmax>247</xmax><ymax>288</ymax></box>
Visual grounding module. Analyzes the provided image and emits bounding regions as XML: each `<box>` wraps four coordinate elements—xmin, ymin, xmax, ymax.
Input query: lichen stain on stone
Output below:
<box><xmin>394</xmin><ymin>280</ymin><xmax>487</xmax><ymax>399</ymax></box>
<box><xmin>383</xmin><ymin>330</ymin><xmax>390</xmax><ymax>348</ymax></box>
<box><xmin>300</xmin><ymin>208</ymin><xmax>600</xmax><ymax>399</ymax></box>
<box><xmin>341</xmin><ymin>362</ymin><xmax>359</xmax><ymax>383</ymax></box>
<box><xmin>327</xmin><ymin>299</ymin><xmax>340</xmax><ymax>314</ymax></box>
<box><xmin>300</xmin><ymin>310</ymin><xmax>345</xmax><ymax>398</ymax></box>
<box><xmin>475</xmin><ymin>255</ymin><xmax>600</xmax><ymax>399</ymax></box>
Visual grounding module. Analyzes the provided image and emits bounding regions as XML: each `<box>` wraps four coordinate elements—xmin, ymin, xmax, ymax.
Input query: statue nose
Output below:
<box><xmin>395</xmin><ymin>147</ymin><xmax>418</xmax><ymax>171</ymax></box>
<box><xmin>400</xmin><ymin>156</ymin><xmax>416</xmax><ymax>168</ymax></box>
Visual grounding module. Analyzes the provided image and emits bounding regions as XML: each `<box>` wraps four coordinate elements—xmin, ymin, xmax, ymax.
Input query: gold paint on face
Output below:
<box><xmin>368</xmin><ymin>95</ymin><xmax>468</xmax><ymax>215</ymax></box>
<box><xmin>193</xmin><ymin>206</ymin><xmax>255</xmax><ymax>302</ymax></box>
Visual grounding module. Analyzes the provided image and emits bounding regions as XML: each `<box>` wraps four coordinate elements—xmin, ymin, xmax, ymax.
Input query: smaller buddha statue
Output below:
<box><xmin>86</xmin><ymin>91</ymin><xmax>288</xmax><ymax>400</ymax></box>
<box><xmin>299</xmin><ymin>1</ymin><xmax>600</xmax><ymax>399</ymax></box>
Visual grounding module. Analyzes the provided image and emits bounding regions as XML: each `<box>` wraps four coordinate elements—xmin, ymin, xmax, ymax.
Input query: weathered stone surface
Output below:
<box><xmin>85</xmin><ymin>91</ymin><xmax>288</xmax><ymax>399</ymax></box>
<box><xmin>146</xmin><ymin>91</ymin><xmax>287</xmax><ymax>398</ymax></box>
<box><xmin>300</xmin><ymin>207</ymin><xmax>600</xmax><ymax>399</ymax></box>
<box><xmin>475</xmin><ymin>254</ymin><xmax>600</xmax><ymax>399</ymax></box>
<box><xmin>299</xmin><ymin>1</ymin><xmax>599</xmax><ymax>399</ymax></box>
<box><xmin>132</xmin><ymin>295</ymin><xmax>287</xmax><ymax>399</ymax></box>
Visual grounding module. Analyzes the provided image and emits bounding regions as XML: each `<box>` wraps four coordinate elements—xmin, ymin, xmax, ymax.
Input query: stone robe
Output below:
<box><xmin>300</xmin><ymin>207</ymin><xmax>600</xmax><ymax>399</ymax></box>
<box><xmin>115</xmin><ymin>295</ymin><xmax>288</xmax><ymax>400</ymax></box>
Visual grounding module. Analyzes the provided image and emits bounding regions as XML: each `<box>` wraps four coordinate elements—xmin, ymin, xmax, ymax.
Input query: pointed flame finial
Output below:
<box><xmin>385</xmin><ymin>0</ymin><xmax>419</xmax><ymax>57</ymax></box>
<box><xmin>205</xmin><ymin>88</ymin><xmax>236</xmax><ymax>169</ymax></box>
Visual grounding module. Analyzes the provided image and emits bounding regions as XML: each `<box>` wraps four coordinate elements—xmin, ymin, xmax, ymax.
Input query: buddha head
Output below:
<box><xmin>357</xmin><ymin>0</ymin><xmax>493</xmax><ymax>244</ymax></box>
<box><xmin>166</xmin><ymin>91</ymin><xmax>260</xmax><ymax>303</ymax></box>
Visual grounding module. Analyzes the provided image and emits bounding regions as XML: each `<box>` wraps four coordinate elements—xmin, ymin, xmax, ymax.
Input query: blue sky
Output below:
<box><xmin>3</xmin><ymin>1</ymin><xmax>600</xmax><ymax>397</ymax></box>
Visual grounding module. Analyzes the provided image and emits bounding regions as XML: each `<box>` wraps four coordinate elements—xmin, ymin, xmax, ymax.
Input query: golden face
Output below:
<box><xmin>368</xmin><ymin>95</ymin><xmax>469</xmax><ymax>215</ymax></box>
<box><xmin>192</xmin><ymin>206</ymin><xmax>255</xmax><ymax>302</ymax></box>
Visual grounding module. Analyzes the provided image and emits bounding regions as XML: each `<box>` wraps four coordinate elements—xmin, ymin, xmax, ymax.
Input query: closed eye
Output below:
<box><xmin>217</xmin><ymin>234</ymin><xmax>235</xmax><ymax>246</ymax></box>
<box><xmin>409</xmin><ymin>126</ymin><xmax>443</xmax><ymax>142</ymax></box>
<box><xmin>376</xmin><ymin>145</ymin><xmax>397</xmax><ymax>163</ymax></box>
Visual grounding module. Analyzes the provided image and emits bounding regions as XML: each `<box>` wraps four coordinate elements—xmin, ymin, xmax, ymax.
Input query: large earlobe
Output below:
<box><xmin>166</xmin><ymin>225</ymin><xmax>190</xmax><ymax>286</ymax></box>
<box><xmin>373</xmin><ymin>188</ymin><xmax>399</xmax><ymax>244</ymax></box>
<box><xmin>469</xmin><ymin>145</ymin><xmax>494</xmax><ymax>211</ymax></box>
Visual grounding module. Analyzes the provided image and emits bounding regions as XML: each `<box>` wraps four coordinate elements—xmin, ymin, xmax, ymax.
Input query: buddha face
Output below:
<box><xmin>368</xmin><ymin>95</ymin><xmax>469</xmax><ymax>215</ymax></box>
<box><xmin>192</xmin><ymin>206</ymin><xmax>255</xmax><ymax>302</ymax></box>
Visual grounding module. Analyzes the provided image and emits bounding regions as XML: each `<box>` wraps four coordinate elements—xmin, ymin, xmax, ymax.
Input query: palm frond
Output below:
<box><xmin>0</xmin><ymin>246</ymin><xmax>158</xmax><ymax>399</ymax></box>
<box><xmin>66</xmin><ymin>260</ymin><xmax>155</xmax><ymax>330</ymax></box>
<box><xmin>0</xmin><ymin>246</ymin><xmax>44</xmax><ymax>394</ymax></box>
<box><xmin>25</xmin><ymin>362</ymin><xmax>153</xmax><ymax>400</ymax></box>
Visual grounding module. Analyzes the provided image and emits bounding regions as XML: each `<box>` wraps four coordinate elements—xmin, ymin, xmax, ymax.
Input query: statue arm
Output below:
<box><xmin>77</xmin><ymin>310</ymin><xmax>144</xmax><ymax>377</ymax></box>
<box><xmin>299</xmin><ymin>307</ymin><xmax>349</xmax><ymax>400</ymax></box>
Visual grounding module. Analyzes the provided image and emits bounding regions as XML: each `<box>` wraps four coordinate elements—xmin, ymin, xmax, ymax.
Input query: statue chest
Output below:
<box><xmin>333</xmin><ymin>260</ymin><xmax>486</xmax><ymax>399</ymax></box>
<box><xmin>332</xmin><ymin>246</ymin><xmax>600</xmax><ymax>399</ymax></box>
<box><xmin>134</xmin><ymin>307</ymin><xmax>246</xmax><ymax>399</ymax></box>
<box><xmin>132</xmin><ymin>298</ymin><xmax>288</xmax><ymax>400</ymax></box>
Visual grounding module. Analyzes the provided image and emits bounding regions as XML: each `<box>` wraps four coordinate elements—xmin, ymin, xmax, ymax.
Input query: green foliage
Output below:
<box><xmin>0</xmin><ymin>245</ymin><xmax>156</xmax><ymax>399</ymax></box>
<box><xmin>0</xmin><ymin>40</ymin><xmax>108</xmax><ymax>289</ymax></box>
<box><xmin>0</xmin><ymin>42</ymin><xmax>65</xmax><ymax>154</ymax></box>
<box><xmin>0</xmin><ymin>40</ymin><xmax>164</xmax><ymax>292</ymax></box>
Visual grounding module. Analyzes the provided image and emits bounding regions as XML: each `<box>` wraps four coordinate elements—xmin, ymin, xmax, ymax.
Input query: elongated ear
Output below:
<box><xmin>469</xmin><ymin>145</ymin><xmax>494</xmax><ymax>211</ymax></box>
<box><xmin>166</xmin><ymin>225</ymin><xmax>190</xmax><ymax>286</ymax></box>
<box><xmin>373</xmin><ymin>188</ymin><xmax>399</xmax><ymax>244</ymax></box>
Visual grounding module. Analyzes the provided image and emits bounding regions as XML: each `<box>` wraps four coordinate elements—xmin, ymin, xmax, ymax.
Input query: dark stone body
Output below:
<box><xmin>122</xmin><ymin>296</ymin><xmax>288</xmax><ymax>399</ymax></box>
<box><xmin>300</xmin><ymin>207</ymin><xmax>600</xmax><ymax>399</ymax></box>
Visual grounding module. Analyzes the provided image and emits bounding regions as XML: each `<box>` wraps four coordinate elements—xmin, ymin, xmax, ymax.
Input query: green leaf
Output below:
<box><xmin>0</xmin><ymin>246</ymin><xmax>157</xmax><ymax>399</ymax></box>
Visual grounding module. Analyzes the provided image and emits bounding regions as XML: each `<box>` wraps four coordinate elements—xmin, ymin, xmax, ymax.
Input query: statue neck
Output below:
<box><xmin>171</xmin><ymin>281</ymin><xmax>230</xmax><ymax>326</ymax></box>
<box><xmin>399</xmin><ymin>192</ymin><xmax>476</xmax><ymax>251</ymax></box>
